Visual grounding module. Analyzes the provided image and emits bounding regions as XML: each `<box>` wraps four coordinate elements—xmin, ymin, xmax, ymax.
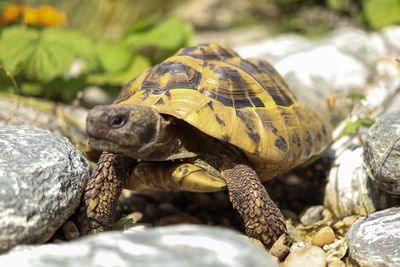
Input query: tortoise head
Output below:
<box><xmin>86</xmin><ymin>104</ymin><xmax>185</xmax><ymax>160</ymax></box>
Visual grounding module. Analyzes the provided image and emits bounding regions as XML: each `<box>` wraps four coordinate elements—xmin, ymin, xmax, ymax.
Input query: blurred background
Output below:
<box><xmin>0</xmin><ymin>0</ymin><xmax>399</xmax><ymax>105</ymax></box>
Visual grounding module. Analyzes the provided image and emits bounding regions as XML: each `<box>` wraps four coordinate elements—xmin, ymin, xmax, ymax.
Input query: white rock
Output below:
<box><xmin>320</xmin><ymin>28</ymin><xmax>387</xmax><ymax>66</ymax></box>
<box><xmin>381</xmin><ymin>25</ymin><xmax>400</xmax><ymax>56</ymax></box>
<box><xmin>285</xmin><ymin>245</ymin><xmax>326</xmax><ymax>267</ymax></box>
<box><xmin>236</xmin><ymin>34</ymin><xmax>311</xmax><ymax>63</ymax></box>
<box><xmin>275</xmin><ymin>45</ymin><xmax>369</xmax><ymax>112</ymax></box>
<box><xmin>0</xmin><ymin>225</ymin><xmax>278</xmax><ymax>267</ymax></box>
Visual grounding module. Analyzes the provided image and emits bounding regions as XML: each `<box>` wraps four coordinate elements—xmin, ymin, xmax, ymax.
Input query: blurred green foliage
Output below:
<box><xmin>364</xmin><ymin>0</ymin><xmax>400</xmax><ymax>29</ymax></box>
<box><xmin>0</xmin><ymin>0</ymin><xmax>399</xmax><ymax>104</ymax></box>
<box><xmin>0</xmin><ymin>1</ymin><xmax>193</xmax><ymax>103</ymax></box>
<box><xmin>245</xmin><ymin>0</ymin><xmax>399</xmax><ymax>36</ymax></box>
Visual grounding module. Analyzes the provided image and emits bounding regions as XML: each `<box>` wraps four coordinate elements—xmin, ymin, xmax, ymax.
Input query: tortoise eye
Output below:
<box><xmin>109</xmin><ymin>114</ymin><xmax>127</xmax><ymax>129</ymax></box>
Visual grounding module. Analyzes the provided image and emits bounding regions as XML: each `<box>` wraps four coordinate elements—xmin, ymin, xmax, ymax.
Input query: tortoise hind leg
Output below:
<box><xmin>222</xmin><ymin>163</ymin><xmax>286</xmax><ymax>248</ymax></box>
<box><xmin>78</xmin><ymin>152</ymin><xmax>134</xmax><ymax>234</ymax></box>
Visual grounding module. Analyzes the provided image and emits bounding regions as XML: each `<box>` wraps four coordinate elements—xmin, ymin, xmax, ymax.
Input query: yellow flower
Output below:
<box><xmin>23</xmin><ymin>7</ymin><xmax>39</xmax><ymax>25</ymax></box>
<box><xmin>37</xmin><ymin>5</ymin><xmax>66</xmax><ymax>26</ymax></box>
<box><xmin>1</xmin><ymin>4</ymin><xmax>24</xmax><ymax>23</ymax></box>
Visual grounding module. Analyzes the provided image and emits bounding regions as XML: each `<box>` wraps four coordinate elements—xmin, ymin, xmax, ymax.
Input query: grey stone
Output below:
<box><xmin>285</xmin><ymin>245</ymin><xmax>326</xmax><ymax>267</ymax></box>
<box><xmin>0</xmin><ymin>225</ymin><xmax>278</xmax><ymax>267</ymax></box>
<box><xmin>323</xmin><ymin>133</ymin><xmax>399</xmax><ymax>218</ymax></box>
<box><xmin>0</xmin><ymin>126</ymin><xmax>89</xmax><ymax>253</ymax></box>
<box><xmin>299</xmin><ymin>205</ymin><xmax>324</xmax><ymax>226</ymax></box>
<box><xmin>347</xmin><ymin>207</ymin><xmax>400</xmax><ymax>267</ymax></box>
<box><xmin>384</xmin><ymin>93</ymin><xmax>400</xmax><ymax>115</ymax></box>
<box><xmin>364</xmin><ymin>110</ymin><xmax>400</xmax><ymax>195</ymax></box>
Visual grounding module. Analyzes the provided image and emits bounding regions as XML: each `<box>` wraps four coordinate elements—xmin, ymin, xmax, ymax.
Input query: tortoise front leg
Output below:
<box><xmin>78</xmin><ymin>152</ymin><xmax>134</xmax><ymax>234</ymax></box>
<box><xmin>222</xmin><ymin>163</ymin><xmax>286</xmax><ymax>248</ymax></box>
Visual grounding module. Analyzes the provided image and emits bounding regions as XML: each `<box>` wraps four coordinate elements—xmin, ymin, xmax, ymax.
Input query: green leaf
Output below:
<box><xmin>327</xmin><ymin>0</ymin><xmax>350</xmax><ymax>11</ymax></box>
<box><xmin>339</xmin><ymin>118</ymin><xmax>375</xmax><ymax>137</ymax></box>
<box><xmin>96</xmin><ymin>41</ymin><xmax>132</xmax><ymax>73</ymax></box>
<box><xmin>364</xmin><ymin>0</ymin><xmax>400</xmax><ymax>29</ymax></box>
<box><xmin>87</xmin><ymin>55</ymin><xmax>150</xmax><ymax>86</ymax></box>
<box><xmin>113</xmin><ymin>217</ymin><xmax>134</xmax><ymax>230</ymax></box>
<box><xmin>125</xmin><ymin>16</ymin><xmax>194</xmax><ymax>50</ymax></box>
<box><xmin>0</xmin><ymin>26</ymin><xmax>39</xmax><ymax>75</ymax></box>
<box><xmin>0</xmin><ymin>26</ymin><xmax>97</xmax><ymax>82</ymax></box>
<box><xmin>21</xmin><ymin>82</ymin><xmax>43</xmax><ymax>96</ymax></box>
<box><xmin>39</xmin><ymin>28</ymin><xmax>98</xmax><ymax>72</ymax></box>
<box><xmin>346</xmin><ymin>91</ymin><xmax>366</xmax><ymax>101</ymax></box>
<box><xmin>124</xmin><ymin>13</ymin><xmax>162</xmax><ymax>35</ymax></box>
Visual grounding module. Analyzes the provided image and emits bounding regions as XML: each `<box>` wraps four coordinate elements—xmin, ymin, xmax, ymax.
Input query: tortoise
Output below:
<box><xmin>79</xmin><ymin>43</ymin><xmax>332</xmax><ymax>247</ymax></box>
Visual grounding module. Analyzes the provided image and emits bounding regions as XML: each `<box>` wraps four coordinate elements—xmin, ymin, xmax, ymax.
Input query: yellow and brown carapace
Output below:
<box><xmin>115</xmin><ymin>43</ymin><xmax>332</xmax><ymax>180</ymax></box>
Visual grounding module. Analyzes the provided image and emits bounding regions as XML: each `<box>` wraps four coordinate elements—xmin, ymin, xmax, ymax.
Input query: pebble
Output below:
<box><xmin>299</xmin><ymin>205</ymin><xmax>324</xmax><ymax>226</ymax></box>
<box><xmin>312</xmin><ymin>226</ymin><xmax>336</xmax><ymax>247</ymax></box>
<box><xmin>62</xmin><ymin>221</ymin><xmax>80</xmax><ymax>241</ymax></box>
<box><xmin>126</xmin><ymin>211</ymin><xmax>143</xmax><ymax>223</ymax></box>
<box><xmin>328</xmin><ymin>259</ymin><xmax>346</xmax><ymax>267</ymax></box>
<box><xmin>285</xmin><ymin>245</ymin><xmax>327</xmax><ymax>267</ymax></box>
<box><xmin>269</xmin><ymin>233</ymin><xmax>292</xmax><ymax>260</ymax></box>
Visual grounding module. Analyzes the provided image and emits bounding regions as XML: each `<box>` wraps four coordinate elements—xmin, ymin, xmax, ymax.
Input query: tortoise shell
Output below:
<box><xmin>115</xmin><ymin>43</ymin><xmax>332</xmax><ymax>181</ymax></box>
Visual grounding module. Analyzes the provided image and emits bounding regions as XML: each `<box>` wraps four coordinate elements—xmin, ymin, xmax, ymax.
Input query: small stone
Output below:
<box><xmin>347</xmin><ymin>207</ymin><xmax>400</xmax><ymax>267</ymax></box>
<box><xmin>62</xmin><ymin>221</ymin><xmax>80</xmax><ymax>241</ymax></box>
<box><xmin>246</xmin><ymin>237</ymin><xmax>266</xmax><ymax>251</ymax></box>
<box><xmin>312</xmin><ymin>226</ymin><xmax>335</xmax><ymax>247</ymax></box>
<box><xmin>342</xmin><ymin>216</ymin><xmax>358</xmax><ymax>228</ymax></box>
<box><xmin>328</xmin><ymin>258</ymin><xmax>346</xmax><ymax>267</ymax></box>
<box><xmin>324</xmin><ymin>238</ymin><xmax>348</xmax><ymax>263</ymax></box>
<box><xmin>126</xmin><ymin>212</ymin><xmax>143</xmax><ymax>223</ymax></box>
<box><xmin>299</xmin><ymin>205</ymin><xmax>324</xmax><ymax>226</ymax></box>
<box><xmin>285</xmin><ymin>245</ymin><xmax>326</xmax><ymax>267</ymax></box>
<box><xmin>157</xmin><ymin>213</ymin><xmax>201</xmax><ymax>226</ymax></box>
<box><xmin>270</xmin><ymin>233</ymin><xmax>292</xmax><ymax>260</ymax></box>
<box><xmin>321</xmin><ymin>209</ymin><xmax>333</xmax><ymax>222</ymax></box>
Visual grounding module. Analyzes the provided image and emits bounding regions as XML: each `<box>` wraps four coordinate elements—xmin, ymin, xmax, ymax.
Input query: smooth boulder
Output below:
<box><xmin>0</xmin><ymin>225</ymin><xmax>278</xmax><ymax>267</ymax></box>
<box><xmin>347</xmin><ymin>207</ymin><xmax>400</xmax><ymax>267</ymax></box>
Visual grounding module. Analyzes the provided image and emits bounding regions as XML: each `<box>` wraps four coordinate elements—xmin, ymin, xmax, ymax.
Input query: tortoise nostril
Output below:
<box><xmin>109</xmin><ymin>114</ymin><xmax>127</xmax><ymax>129</ymax></box>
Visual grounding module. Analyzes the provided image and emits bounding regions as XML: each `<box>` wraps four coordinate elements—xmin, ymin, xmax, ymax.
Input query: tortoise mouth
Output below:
<box><xmin>88</xmin><ymin>136</ymin><xmax>140</xmax><ymax>155</ymax></box>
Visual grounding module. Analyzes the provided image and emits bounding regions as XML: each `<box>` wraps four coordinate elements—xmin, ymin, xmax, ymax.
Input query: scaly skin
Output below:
<box><xmin>78</xmin><ymin>152</ymin><xmax>134</xmax><ymax>234</ymax></box>
<box><xmin>222</xmin><ymin>163</ymin><xmax>286</xmax><ymax>248</ymax></box>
